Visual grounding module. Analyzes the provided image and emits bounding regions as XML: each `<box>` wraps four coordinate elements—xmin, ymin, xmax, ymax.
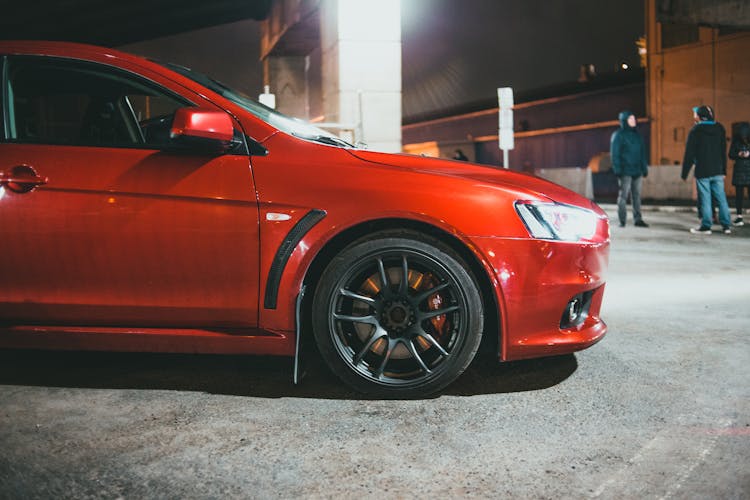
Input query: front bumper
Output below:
<box><xmin>472</xmin><ymin>236</ymin><xmax>609</xmax><ymax>361</ymax></box>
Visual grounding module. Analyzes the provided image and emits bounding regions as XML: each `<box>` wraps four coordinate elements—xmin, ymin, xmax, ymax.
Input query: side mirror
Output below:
<box><xmin>170</xmin><ymin>107</ymin><xmax>234</xmax><ymax>153</ymax></box>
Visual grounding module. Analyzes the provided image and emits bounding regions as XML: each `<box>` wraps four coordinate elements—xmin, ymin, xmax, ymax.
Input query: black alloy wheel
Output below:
<box><xmin>312</xmin><ymin>230</ymin><xmax>484</xmax><ymax>397</ymax></box>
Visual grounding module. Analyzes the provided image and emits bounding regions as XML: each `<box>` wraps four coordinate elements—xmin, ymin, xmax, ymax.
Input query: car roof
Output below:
<box><xmin>0</xmin><ymin>40</ymin><xmax>176</xmax><ymax>82</ymax></box>
<box><xmin>0</xmin><ymin>40</ymin><xmax>147</xmax><ymax>63</ymax></box>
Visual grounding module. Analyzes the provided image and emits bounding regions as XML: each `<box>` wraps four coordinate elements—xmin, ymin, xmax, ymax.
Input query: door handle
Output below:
<box><xmin>0</xmin><ymin>165</ymin><xmax>48</xmax><ymax>194</ymax></box>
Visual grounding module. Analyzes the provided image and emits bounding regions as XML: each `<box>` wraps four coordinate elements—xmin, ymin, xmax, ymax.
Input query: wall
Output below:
<box><xmin>403</xmin><ymin>79</ymin><xmax>647</xmax><ymax>199</ymax></box>
<box><xmin>475</xmin><ymin>122</ymin><xmax>650</xmax><ymax>173</ymax></box>
<box><xmin>646</xmin><ymin>0</ymin><xmax>750</xmax><ymax>197</ymax></box>
<box><xmin>648</xmin><ymin>32</ymin><xmax>750</xmax><ymax>166</ymax></box>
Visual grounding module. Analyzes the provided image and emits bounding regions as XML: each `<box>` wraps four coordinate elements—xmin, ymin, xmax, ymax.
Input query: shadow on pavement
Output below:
<box><xmin>0</xmin><ymin>349</ymin><xmax>577</xmax><ymax>400</ymax></box>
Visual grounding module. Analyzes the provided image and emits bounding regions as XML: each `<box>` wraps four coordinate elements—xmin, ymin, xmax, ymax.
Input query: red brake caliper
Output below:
<box><xmin>423</xmin><ymin>273</ymin><xmax>447</xmax><ymax>336</ymax></box>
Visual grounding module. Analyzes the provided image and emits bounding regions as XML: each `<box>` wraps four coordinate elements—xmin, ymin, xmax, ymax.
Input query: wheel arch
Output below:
<box><xmin>301</xmin><ymin>218</ymin><xmax>501</xmax><ymax>359</ymax></box>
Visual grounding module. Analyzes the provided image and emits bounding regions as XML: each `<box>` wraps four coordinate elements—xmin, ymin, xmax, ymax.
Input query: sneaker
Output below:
<box><xmin>690</xmin><ymin>226</ymin><xmax>712</xmax><ymax>235</ymax></box>
<box><xmin>619</xmin><ymin>222</ymin><xmax>626</xmax><ymax>228</ymax></box>
<box><xmin>634</xmin><ymin>220</ymin><xmax>649</xmax><ymax>228</ymax></box>
<box><xmin>723</xmin><ymin>227</ymin><xmax>732</xmax><ymax>234</ymax></box>
<box><xmin>733</xmin><ymin>217</ymin><xmax>744</xmax><ymax>227</ymax></box>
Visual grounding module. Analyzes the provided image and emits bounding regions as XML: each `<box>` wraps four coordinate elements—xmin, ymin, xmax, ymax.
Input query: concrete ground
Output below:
<box><xmin>1</xmin><ymin>207</ymin><xmax>749</xmax><ymax>499</ymax></box>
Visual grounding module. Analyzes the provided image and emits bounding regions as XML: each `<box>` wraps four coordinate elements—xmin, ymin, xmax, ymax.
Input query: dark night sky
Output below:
<box><xmin>401</xmin><ymin>0</ymin><xmax>645</xmax><ymax>118</ymax></box>
<box><xmin>125</xmin><ymin>0</ymin><xmax>645</xmax><ymax>120</ymax></box>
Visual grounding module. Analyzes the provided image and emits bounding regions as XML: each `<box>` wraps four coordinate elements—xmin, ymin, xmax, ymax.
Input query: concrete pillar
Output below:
<box><xmin>264</xmin><ymin>55</ymin><xmax>309</xmax><ymax>119</ymax></box>
<box><xmin>320</xmin><ymin>0</ymin><xmax>402</xmax><ymax>152</ymax></box>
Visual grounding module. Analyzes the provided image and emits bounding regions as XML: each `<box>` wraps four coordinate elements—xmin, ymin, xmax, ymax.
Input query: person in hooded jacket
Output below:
<box><xmin>681</xmin><ymin>105</ymin><xmax>732</xmax><ymax>234</ymax></box>
<box><xmin>729</xmin><ymin>121</ymin><xmax>750</xmax><ymax>226</ymax></box>
<box><xmin>611</xmin><ymin>110</ymin><xmax>649</xmax><ymax>227</ymax></box>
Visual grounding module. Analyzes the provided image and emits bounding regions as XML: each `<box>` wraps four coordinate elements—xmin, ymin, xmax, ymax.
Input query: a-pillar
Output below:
<box><xmin>319</xmin><ymin>0</ymin><xmax>402</xmax><ymax>152</ymax></box>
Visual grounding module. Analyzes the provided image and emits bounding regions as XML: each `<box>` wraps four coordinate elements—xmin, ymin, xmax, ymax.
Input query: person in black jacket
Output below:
<box><xmin>681</xmin><ymin>105</ymin><xmax>732</xmax><ymax>234</ymax></box>
<box><xmin>729</xmin><ymin>121</ymin><xmax>750</xmax><ymax>226</ymax></box>
<box><xmin>611</xmin><ymin>110</ymin><xmax>649</xmax><ymax>227</ymax></box>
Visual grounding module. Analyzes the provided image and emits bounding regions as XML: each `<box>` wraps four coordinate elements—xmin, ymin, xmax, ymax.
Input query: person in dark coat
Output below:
<box><xmin>611</xmin><ymin>110</ymin><xmax>649</xmax><ymax>227</ymax></box>
<box><xmin>681</xmin><ymin>105</ymin><xmax>732</xmax><ymax>234</ymax></box>
<box><xmin>729</xmin><ymin>121</ymin><xmax>750</xmax><ymax>226</ymax></box>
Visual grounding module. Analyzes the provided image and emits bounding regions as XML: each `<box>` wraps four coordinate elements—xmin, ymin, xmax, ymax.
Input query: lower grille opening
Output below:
<box><xmin>560</xmin><ymin>289</ymin><xmax>594</xmax><ymax>329</ymax></box>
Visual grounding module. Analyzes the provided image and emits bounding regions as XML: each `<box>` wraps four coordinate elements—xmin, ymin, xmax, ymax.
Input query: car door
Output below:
<box><xmin>0</xmin><ymin>55</ymin><xmax>260</xmax><ymax>328</ymax></box>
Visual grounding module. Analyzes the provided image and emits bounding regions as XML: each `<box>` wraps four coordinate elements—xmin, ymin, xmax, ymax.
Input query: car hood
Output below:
<box><xmin>348</xmin><ymin>149</ymin><xmax>601</xmax><ymax>211</ymax></box>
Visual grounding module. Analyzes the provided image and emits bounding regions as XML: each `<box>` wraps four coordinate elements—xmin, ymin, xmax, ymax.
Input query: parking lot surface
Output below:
<box><xmin>1</xmin><ymin>208</ymin><xmax>748</xmax><ymax>499</ymax></box>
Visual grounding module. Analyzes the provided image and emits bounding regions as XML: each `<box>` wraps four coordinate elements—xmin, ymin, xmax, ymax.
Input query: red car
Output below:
<box><xmin>0</xmin><ymin>41</ymin><xmax>609</xmax><ymax>396</ymax></box>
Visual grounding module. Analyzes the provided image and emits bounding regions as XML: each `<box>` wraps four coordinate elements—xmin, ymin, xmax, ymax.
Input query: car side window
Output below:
<box><xmin>4</xmin><ymin>56</ymin><xmax>190</xmax><ymax>148</ymax></box>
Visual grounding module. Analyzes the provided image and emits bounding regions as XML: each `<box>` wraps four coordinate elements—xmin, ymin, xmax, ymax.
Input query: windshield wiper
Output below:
<box><xmin>301</xmin><ymin>134</ymin><xmax>353</xmax><ymax>148</ymax></box>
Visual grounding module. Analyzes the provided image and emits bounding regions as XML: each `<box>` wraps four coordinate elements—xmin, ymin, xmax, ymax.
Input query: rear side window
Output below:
<box><xmin>3</xmin><ymin>56</ymin><xmax>190</xmax><ymax>148</ymax></box>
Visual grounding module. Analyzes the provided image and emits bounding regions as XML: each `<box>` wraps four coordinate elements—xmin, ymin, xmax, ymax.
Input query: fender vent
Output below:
<box><xmin>263</xmin><ymin>209</ymin><xmax>326</xmax><ymax>309</ymax></box>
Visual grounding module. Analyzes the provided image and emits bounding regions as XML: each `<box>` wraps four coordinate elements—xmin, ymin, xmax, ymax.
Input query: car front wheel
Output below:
<box><xmin>312</xmin><ymin>230</ymin><xmax>484</xmax><ymax>397</ymax></box>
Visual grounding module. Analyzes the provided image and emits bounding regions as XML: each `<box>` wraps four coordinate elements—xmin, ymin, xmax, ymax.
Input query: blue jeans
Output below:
<box><xmin>617</xmin><ymin>175</ymin><xmax>643</xmax><ymax>224</ymax></box>
<box><xmin>696</xmin><ymin>175</ymin><xmax>731</xmax><ymax>228</ymax></box>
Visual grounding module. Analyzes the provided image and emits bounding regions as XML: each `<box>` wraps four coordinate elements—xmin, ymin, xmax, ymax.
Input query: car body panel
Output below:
<box><xmin>0</xmin><ymin>143</ymin><xmax>260</xmax><ymax>327</ymax></box>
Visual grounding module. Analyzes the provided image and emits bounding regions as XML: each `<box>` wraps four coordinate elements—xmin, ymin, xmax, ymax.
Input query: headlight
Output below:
<box><xmin>515</xmin><ymin>201</ymin><xmax>599</xmax><ymax>242</ymax></box>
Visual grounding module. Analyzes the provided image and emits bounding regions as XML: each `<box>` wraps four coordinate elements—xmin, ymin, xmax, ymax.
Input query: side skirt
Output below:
<box><xmin>0</xmin><ymin>325</ymin><xmax>296</xmax><ymax>356</ymax></box>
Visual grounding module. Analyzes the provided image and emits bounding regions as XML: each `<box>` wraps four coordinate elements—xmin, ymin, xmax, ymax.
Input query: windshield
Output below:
<box><xmin>159</xmin><ymin>62</ymin><xmax>352</xmax><ymax>148</ymax></box>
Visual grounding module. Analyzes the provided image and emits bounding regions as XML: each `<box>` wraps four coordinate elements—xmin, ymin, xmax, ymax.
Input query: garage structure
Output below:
<box><xmin>260</xmin><ymin>0</ymin><xmax>402</xmax><ymax>152</ymax></box>
<box><xmin>2</xmin><ymin>0</ymin><xmax>402</xmax><ymax>153</ymax></box>
<box><xmin>0</xmin><ymin>1</ymin><xmax>273</xmax><ymax>46</ymax></box>
<box><xmin>4</xmin><ymin>0</ymin><xmax>748</xmax><ymax>161</ymax></box>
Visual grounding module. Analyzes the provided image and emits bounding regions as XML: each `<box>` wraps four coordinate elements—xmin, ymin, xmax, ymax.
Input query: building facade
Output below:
<box><xmin>646</xmin><ymin>0</ymin><xmax>750</xmax><ymax>195</ymax></box>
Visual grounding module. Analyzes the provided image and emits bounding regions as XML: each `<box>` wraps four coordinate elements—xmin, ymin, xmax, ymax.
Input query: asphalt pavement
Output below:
<box><xmin>1</xmin><ymin>206</ymin><xmax>748</xmax><ymax>499</ymax></box>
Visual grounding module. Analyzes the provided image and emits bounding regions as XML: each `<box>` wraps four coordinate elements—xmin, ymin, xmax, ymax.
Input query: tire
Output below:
<box><xmin>312</xmin><ymin>230</ymin><xmax>484</xmax><ymax>397</ymax></box>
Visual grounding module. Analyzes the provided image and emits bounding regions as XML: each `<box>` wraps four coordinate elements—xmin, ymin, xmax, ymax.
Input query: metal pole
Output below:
<box><xmin>503</xmin><ymin>149</ymin><xmax>509</xmax><ymax>169</ymax></box>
